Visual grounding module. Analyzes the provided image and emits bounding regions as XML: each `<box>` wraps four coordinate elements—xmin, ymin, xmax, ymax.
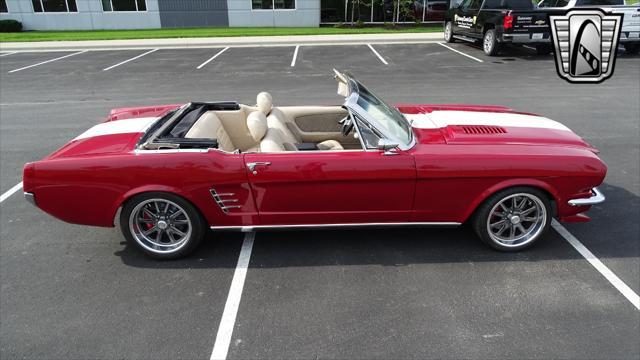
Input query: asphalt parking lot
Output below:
<box><xmin>1</xmin><ymin>41</ymin><xmax>639</xmax><ymax>359</ymax></box>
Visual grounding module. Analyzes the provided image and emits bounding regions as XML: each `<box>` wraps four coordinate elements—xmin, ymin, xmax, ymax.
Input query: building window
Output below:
<box><xmin>32</xmin><ymin>0</ymin><xmax>78</xmax><ymax>12</ymax></box>
<box><xmin>252</xmin><ymin>0</ymin><xmax>295</xmax><ymax>10</ymax></box>
<box><xmin>0</xmin><ymin>0</ymin><xmax>8</xmax><ymax>13</ymax></box>
<box><xmin>102</xmin><ymin>0</ymin><xmax>147</xmax><ymax>11</ymax></box>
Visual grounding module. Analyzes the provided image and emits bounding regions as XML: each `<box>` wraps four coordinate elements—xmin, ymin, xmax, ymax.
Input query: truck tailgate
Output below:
<box><xmin>512</xmin><ymin>11</ymin><xmax>550</xmax><ymax>34</ymax></box>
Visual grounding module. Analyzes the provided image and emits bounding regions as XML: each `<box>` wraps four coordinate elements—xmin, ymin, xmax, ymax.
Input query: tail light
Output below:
<box><xmin>503</xmin><ymin>12</ymin><xmax>513</xmax><ymax>30</ymax></box>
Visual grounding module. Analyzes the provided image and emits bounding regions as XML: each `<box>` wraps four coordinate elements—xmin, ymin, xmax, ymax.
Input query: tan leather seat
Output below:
<box><xmin>262</xmin><ymin>94</ymin><xmax>344</xmax><ymax>151</ymax></box>
<box><xmin>184</xmin><ymin>112</ymin><xmax>236</xmax><ymax>152</ymax></box>
<box><xmin>246</xmin><ymin>110</ymin><xmax>288</xmax><ymax>153</ymax></box>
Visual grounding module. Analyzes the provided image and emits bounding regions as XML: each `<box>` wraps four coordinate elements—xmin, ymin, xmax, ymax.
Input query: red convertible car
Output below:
<box><xmin>23</xmin><ymin>70</ymin><xmax>606</xmax><ymax>259</ymax></box>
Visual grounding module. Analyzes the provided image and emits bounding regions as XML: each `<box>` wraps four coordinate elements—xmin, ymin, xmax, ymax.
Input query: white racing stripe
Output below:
<box><xmin>367</xmin><ymin>44</ymin><xmax>389</xmax><ymax>65</ymax></box>
<box><xmin>210</xmin><ymin>232</ymin><xmax>255</xmax><ymax>360</ymax></box>
<box><xmin>405</xmin><ymin>110</ymin><xmax>571</xmax><ymax>131</ymax></box>
<box><xmin>73</xmin><ymin>117</ymin><xmax>158</xmax><ymax>141</ymax></box>
<box><xmin>552</xmin><ymin>220</ymin><xmax>640</xmax><ymax>311</ymax></box>
<box><xmin>0</xmin><ymin>182</ymin><xmax>23</xmax><ymax>203</ymax></box>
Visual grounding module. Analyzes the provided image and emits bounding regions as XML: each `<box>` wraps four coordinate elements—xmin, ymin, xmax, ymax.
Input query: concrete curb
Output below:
<box><xmin>0</xmin><ymin>32</ymin><xmax>444</xmax><ymax>51</ymax></box>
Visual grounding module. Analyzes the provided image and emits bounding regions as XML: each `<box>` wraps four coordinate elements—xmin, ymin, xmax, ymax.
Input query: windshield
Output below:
<box><xmin>353</xmin><ymin>80</ymin><xmax>413</xmax><ymax>146</ymax></box>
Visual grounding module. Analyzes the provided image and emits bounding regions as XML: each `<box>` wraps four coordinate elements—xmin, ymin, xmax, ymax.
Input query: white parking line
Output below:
<box><xmin>437</xmin><ymin>42</ymin><xmax>484</xmax><ymax>63</ymax></box>
<box><xmin>290</xmin><ymin>45</ymin><xmax>300</xmax><ymax>67</ymax></box>
<box><xmin>0</xmin><ymin>51</ymin><xmax>17</xmax><ymax>57</ymax></box>
<box><xmin>197</xmin><ymin>47</ymin><xmax>229</xmax><ymax>69</ymax></box>
<box><xmin>8</xmin><ymin>50</ymin><xmax>88</xmax><ymax>73</ymax></box>
<box><xmin>210</xmin><ymin>232</ymin><xmax>255</xmax><ymax>360</ymax></box>
<box><xmin>552</xmin><ymin>220</ymin><xmax>640</xmax><ymax>311</ymax></box>
<box><xmin>103</xmin><ymin>49</ymin><xmax>158</xmax><ymax>71</ymax></box>
<box><xmin>0</xmin><ymin>182</ymin><xmax>23</xmax><ymax>203</ymax></box>
<box><xmin>367</xmin><ymin>44</ymin><xmax>388</xmax><ymax>65</ymax></box>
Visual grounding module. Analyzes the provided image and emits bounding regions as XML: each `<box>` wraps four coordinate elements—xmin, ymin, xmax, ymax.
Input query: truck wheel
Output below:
<box><xmin>444</xmin><ymin>22</ymin><xmax>455</xmax><ymax>43</ymax></box>
<box><xmin>472</xmin><ymin>187</ymin><xmax>552</xmax><ymax>252</ymax></box>
<box><xmin>535</xmin><ymin>44</ymin><xmax>553</xmax><ymax>55</ymax></box>
<box><xmin>483</xmin><ymin>29</ymin><xmax>500</xmax><ymax>56</ymax></box>
<box><xmin>120</xmin><ymin>192</ymin><xmax>206</xmax><ymax>260</ymax></box>
<box><xmin>624</xmin><ymin>43</ymin><xmax>639</xmax><ymax>55</ymax></box>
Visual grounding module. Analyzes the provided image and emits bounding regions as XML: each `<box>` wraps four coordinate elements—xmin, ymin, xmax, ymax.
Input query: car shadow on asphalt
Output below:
<box><xmin>114</xmin><ymin>182</ymin><xmax>637</xmax><ymax>268</ymax></box>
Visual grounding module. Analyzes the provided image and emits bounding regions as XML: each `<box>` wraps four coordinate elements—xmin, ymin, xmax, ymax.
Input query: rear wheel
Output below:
<box><xmin>444</xmin><ymin>22</ymin><xmax>455</xmax><ymax>43</ymax></box>
<box><xmin>483</xmin><ymin>29</ymin><xmax>500</xmax><ymax>56</ymax></box>
<box><xmin>472</xmin><ymin>187</ymin><xmax>551</xmax><ymax>251</ymax></box>
<box><xmin>120</xmin><ymin>192</ymin><xmax>205</xmax><ymax>259</ymax></box>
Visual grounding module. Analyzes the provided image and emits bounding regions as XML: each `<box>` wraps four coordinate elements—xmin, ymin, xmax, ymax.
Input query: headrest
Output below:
<box><xmin>256</xmin><ymin>92</ymin><xmax>272</xmax><ymax>115</ymax></box>
<box><xmin>247</xmin><ymin>111</ymin><xmax>268</xmax><ymax>142</ymax></box>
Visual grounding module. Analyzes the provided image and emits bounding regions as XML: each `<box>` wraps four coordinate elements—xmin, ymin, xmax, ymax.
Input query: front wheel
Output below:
<box><xmin>483</xmin><ymin>29</ymin><xmax>500</xmax><ymax>56</ymax></box>
<box><xmin>472</xmin><ymin>187</ymin><xmax>551</xmax><ymax>251</ymax></box>
<box><xmin>444</xmin><ymin>22</ymin><xmax>455</xmax><ymax>43</ymax></box>
<box><xmin>120</xmin><ymin>192</ymin><xmax>206</xmax><ymax>259</ymax></box>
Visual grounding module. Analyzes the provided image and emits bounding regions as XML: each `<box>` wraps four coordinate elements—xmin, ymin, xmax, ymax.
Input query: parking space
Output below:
<box><xmin>1</xmin><ymin>42</ymin><xmax>638</xmax><ymax>359</ymax></box>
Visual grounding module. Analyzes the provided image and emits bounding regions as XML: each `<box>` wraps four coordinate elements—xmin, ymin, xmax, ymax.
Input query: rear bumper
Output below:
<box><xmin>500</xmin><ymin>33</ymin><xmax>551</xmax><ymax>44</ymax></box>
<box><xmin>568</xmin><ymin>188</ymin><xmax>605</xmax><ymax>207</ymax></box>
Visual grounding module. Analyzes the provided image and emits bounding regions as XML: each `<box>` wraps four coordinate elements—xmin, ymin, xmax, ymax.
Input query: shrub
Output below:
<box><xmin>355</xmin><ymin>19</ymin><xmax>365</xmax><ymax>28</ymax></box>
<box><xmin>333</xmin><ymin>22</ymin><xmax>344</xmax><ymax>28</ymax></box>
<box><xmin>0</xmin><ymin>20</ymin><xmax>22</xmax><ymax>33</ymax></box>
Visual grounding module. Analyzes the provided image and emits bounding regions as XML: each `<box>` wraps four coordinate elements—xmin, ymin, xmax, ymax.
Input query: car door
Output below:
<box><xmin>454</xmin><ymin>0</ymin><xmax>481</xmax><ymax>36</ymax></box>
<box><xmin>242</xmin><ymin>149</ymin><xmax>416</xmax><ymax>226</ymax></box>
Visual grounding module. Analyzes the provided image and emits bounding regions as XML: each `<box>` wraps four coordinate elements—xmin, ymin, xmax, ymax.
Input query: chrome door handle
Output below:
<box><xmin>247</xmin><ymin>161</ymin><xmax>271</xmax><ymax>172</ymax></box>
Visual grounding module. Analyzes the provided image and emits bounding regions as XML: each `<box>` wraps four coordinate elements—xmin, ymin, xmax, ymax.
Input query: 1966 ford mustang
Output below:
<box><xmin>23</xmin><ymin>70</ymin><xmax>606</xmax><ymax>259</ymax></box>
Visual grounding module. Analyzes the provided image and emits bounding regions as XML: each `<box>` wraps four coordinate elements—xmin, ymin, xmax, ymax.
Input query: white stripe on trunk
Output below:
<box><xmin>74</xmin><ymin>117</ymin><xmax>159</xmax><ymax>141</ymax></box>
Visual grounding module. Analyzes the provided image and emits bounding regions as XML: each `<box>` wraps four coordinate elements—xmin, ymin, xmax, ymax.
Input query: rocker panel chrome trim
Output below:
<box><xmin>210</xmin><ymin>222</ymin><xmax>461</xmax><ymax>232</ymax></box>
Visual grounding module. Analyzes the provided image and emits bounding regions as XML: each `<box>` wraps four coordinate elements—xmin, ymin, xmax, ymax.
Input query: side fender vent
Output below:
<box><xmin>210</xmin><ymin>188</ymin><xmax>241</xmax><ymax>214</ymax></box>
<box><xmin>454</xmin><ymin>125</ymin><xmax>507</xmax><ymax>134</ymax></box>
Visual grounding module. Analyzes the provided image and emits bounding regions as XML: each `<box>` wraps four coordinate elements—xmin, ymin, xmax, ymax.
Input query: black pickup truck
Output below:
<box><xmin>444</xmin><ymin>0</ymin><xmax>553</xmax><ymax>56</ymax></box>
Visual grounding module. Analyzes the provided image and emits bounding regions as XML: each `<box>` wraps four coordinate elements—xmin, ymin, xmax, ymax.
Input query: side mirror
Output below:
<box><xmin>377</xmin><ymin>139</ymin><xmax>400</xmax><ymax>155</ymax></box>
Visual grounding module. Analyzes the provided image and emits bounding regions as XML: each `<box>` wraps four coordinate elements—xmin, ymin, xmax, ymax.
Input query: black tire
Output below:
<box><xmin>624</xmin><ymin>43</ymin><xmax>639</xmax><ymax>55</ymax></box>
<box><xmin>120</xmin><ymin>192</ymin><xmax>206</xmax><ymax>260</ymax></box>
<box><xmin>444</xmin><ymin>21</ymin><xmax>456</xmax><ymax>43</ymax></box>
<box><xmin>535</xmin><ymin>44</ymin><xmax>553</xmax><ymax>55</ymax></box>
<box><xmin>483</xmin><ymin>29</ymin><xmax>500</xmax><ymax>56</ymax></box>
<box><xmin>472</xmin><ymin>187</ymin><xmax>552</xmax><ymax>252</ymax></box>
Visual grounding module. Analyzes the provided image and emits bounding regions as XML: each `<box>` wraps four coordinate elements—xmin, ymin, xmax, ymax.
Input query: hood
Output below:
<box><xmin>402</xmin><ymin>108</ymin><xmax>596</xmax><ymax>151</ymax></box>
<box><xmin>45</xmin><ymin>117</ymin><xmax>158</xmax><ymax>159</ymax></box>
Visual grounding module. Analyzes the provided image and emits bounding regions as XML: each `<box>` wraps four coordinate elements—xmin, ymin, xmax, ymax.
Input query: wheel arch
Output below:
<box><xmin>111</xmin><ymin>185</ymin><xmax>203</xmax><ymax>227</ymax></box>
<box><xmin>462</xmin><ymin>179</ymin><xmax>559</xmax><ymax>223</ymax></box>
<box><xmin>482</xmin><ymin>23</ymin><xmax>495</xmax><ymax>35</ymax></box>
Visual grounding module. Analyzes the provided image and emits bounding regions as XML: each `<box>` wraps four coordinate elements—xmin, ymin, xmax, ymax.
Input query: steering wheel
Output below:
<box><xmin>339</xmin><ymin>115</ymin><xmax>354</xmax><ymax>137</ymax></box>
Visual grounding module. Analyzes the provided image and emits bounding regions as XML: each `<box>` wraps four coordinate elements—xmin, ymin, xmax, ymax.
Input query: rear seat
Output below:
<box><xmin>184</xmin><ymin>112</ymin><xmax>236</xmax><ymax>152</ymax></box>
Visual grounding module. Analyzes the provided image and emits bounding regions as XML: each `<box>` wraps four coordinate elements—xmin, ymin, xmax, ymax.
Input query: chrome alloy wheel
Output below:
<box><xmin>483</xmin><ymin>31</ymin><xmax>494</xmax><ymax>54</ymax></box>
<box><xmin>129</xmin><ymin>198</ymin><xmax>192</xmax><ymax>254</ymax></box>
<box><xmin>486</xmin><ymin>193</ymin><xmax>547</xmax><ymax>247</ymax></box>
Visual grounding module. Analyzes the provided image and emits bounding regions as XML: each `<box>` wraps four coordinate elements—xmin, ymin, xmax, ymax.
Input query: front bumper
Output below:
<box><xmin>501</xmin><ymin>33</ymin><xmax>551</xmax><ymax>44</ymax></box>
<box><xmin>568</xmin><ymin>188</ymin><xmax>605</xmax><ymax>207</ymax></box>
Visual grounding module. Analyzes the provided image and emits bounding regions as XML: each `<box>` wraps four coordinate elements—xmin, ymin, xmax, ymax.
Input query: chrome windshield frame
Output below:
<box><xmin>341</xmin><ymin>76</ymin><xmax>416</xmax><ymax>151</ymax></box>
